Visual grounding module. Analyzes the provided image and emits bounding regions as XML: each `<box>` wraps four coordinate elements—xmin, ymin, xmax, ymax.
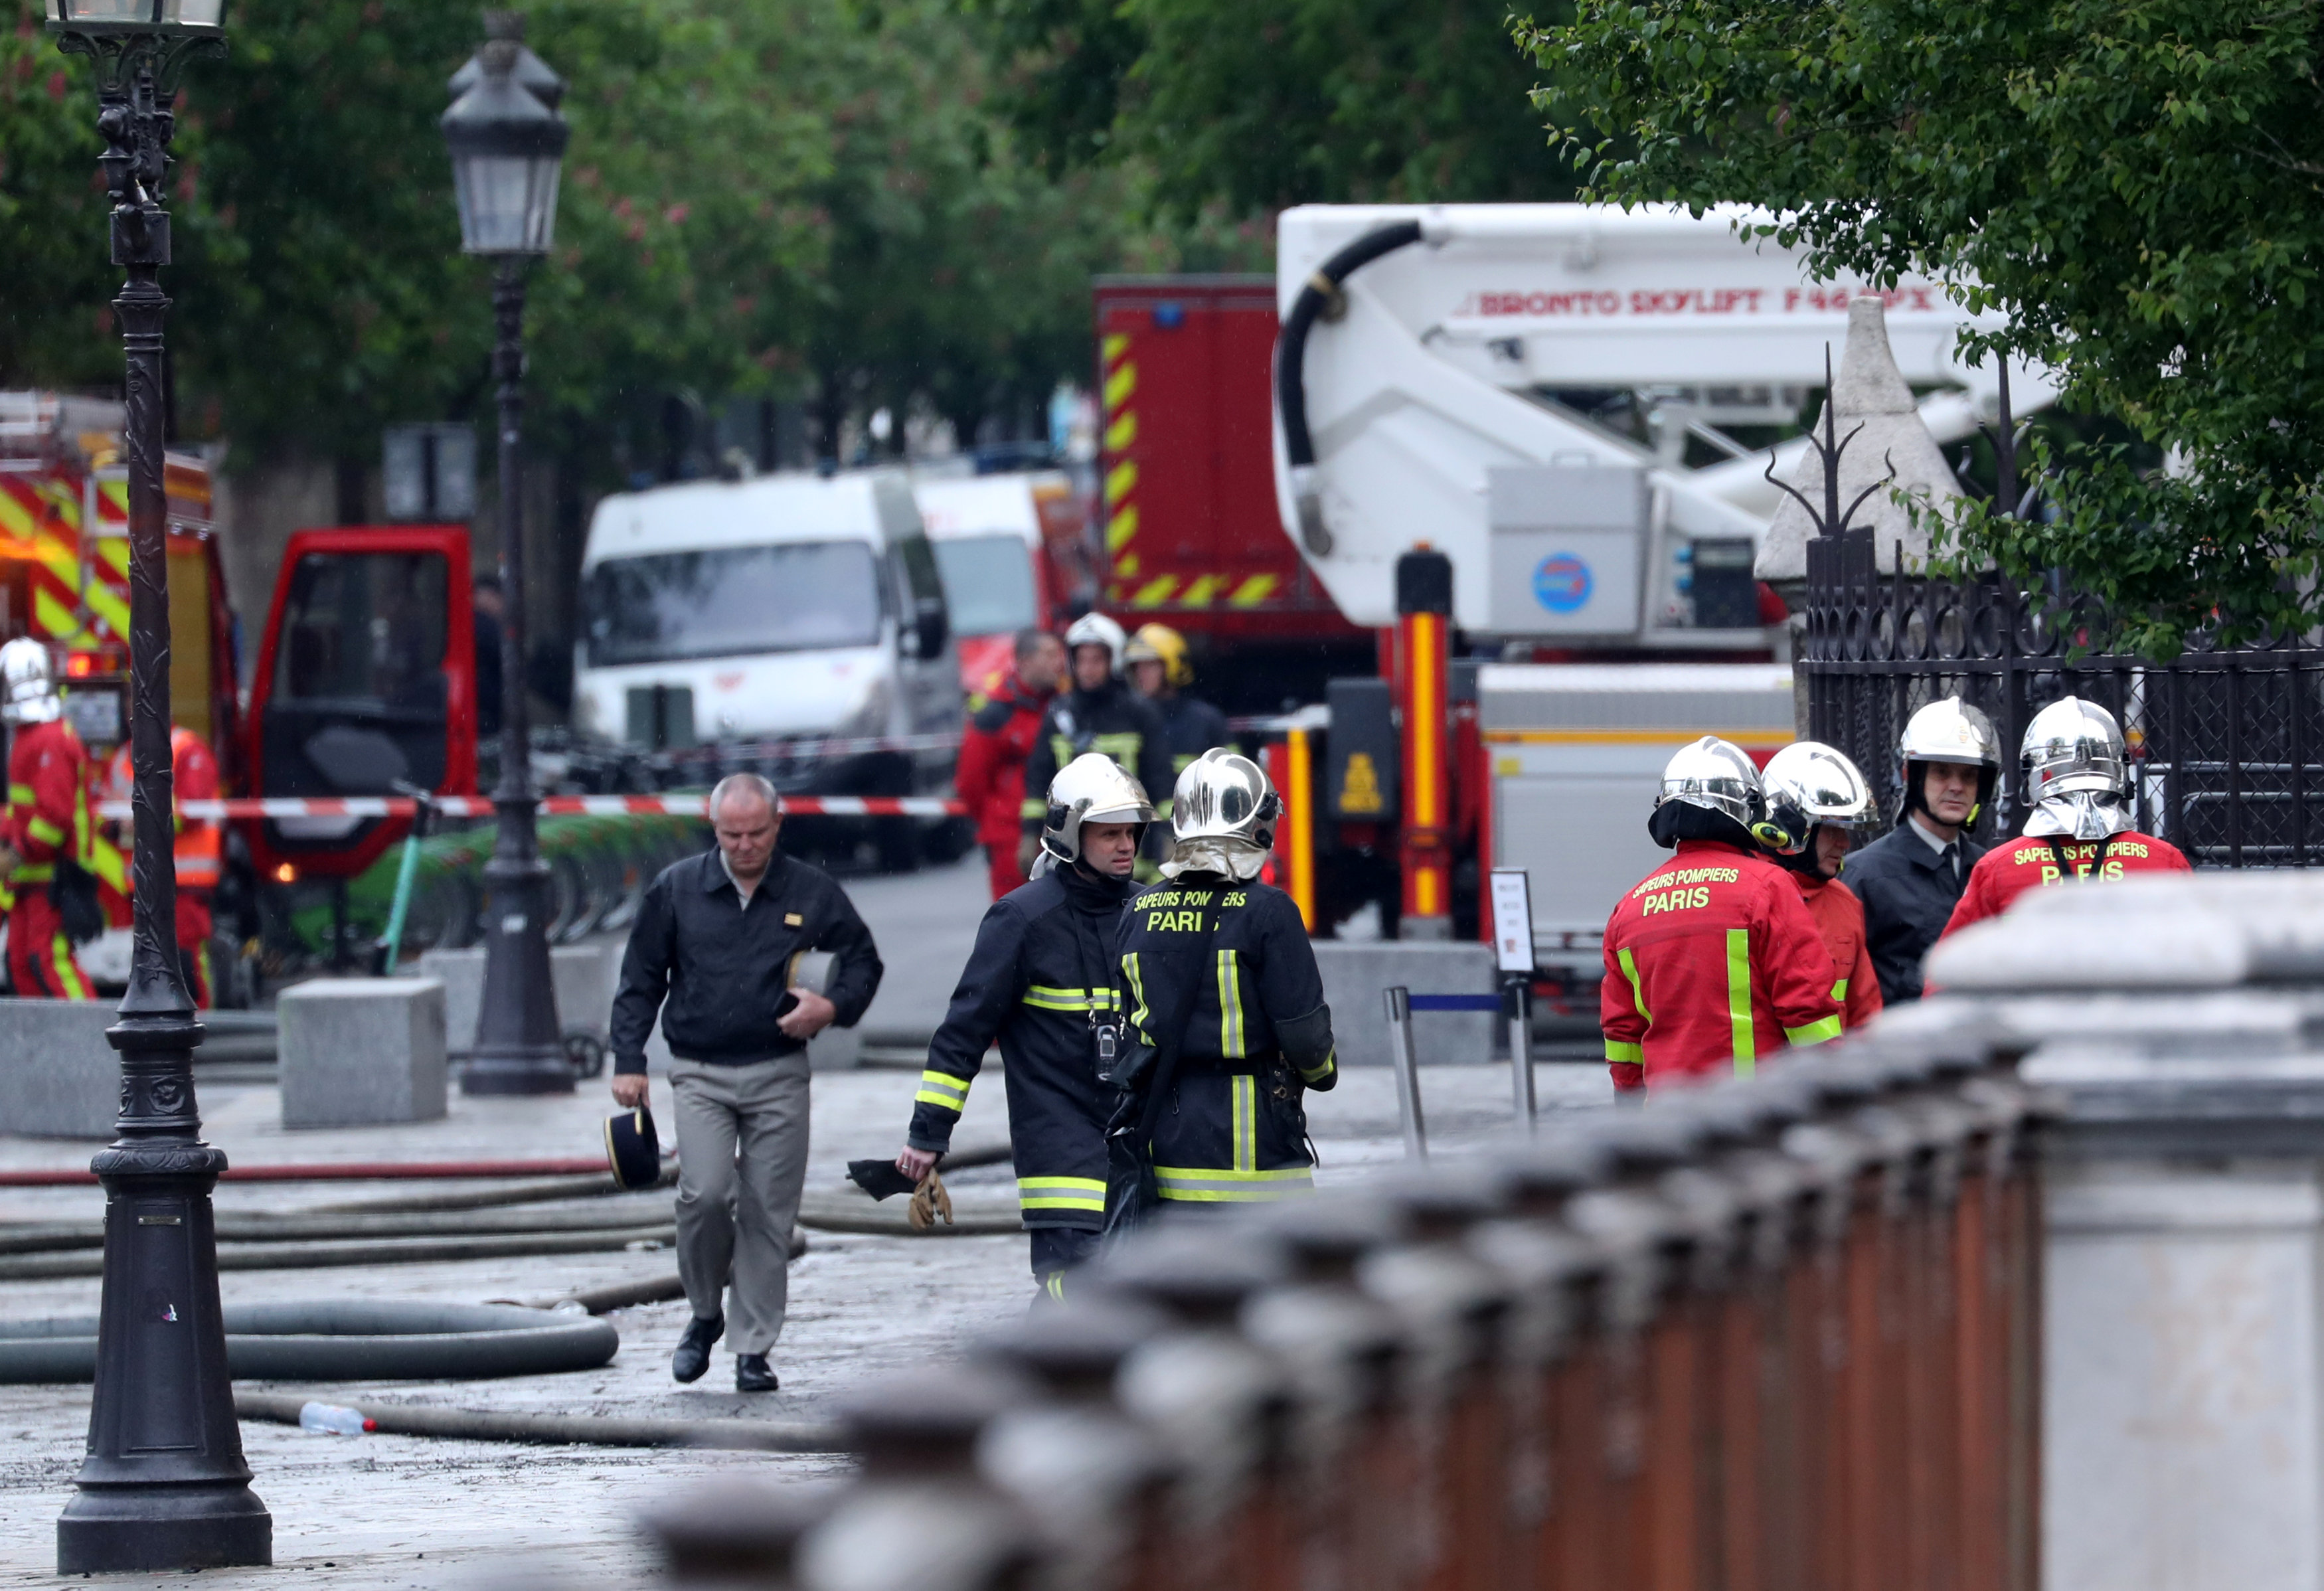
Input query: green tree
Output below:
<box><xmin>1525</xmin><ymin>0</ymin><xmax>2324</xmax><ymax>654</ymax></box>
<box><xmin>976</xmin><ymin>0</ymin><xmax>1572</xmax><ymax>220</ymax></box>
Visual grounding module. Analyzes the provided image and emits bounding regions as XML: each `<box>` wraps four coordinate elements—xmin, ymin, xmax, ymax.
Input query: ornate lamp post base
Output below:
<box><xmin>462</xmin><ymin>817</ymin><xmax>570</xmax><ymax>1095</ymax></box>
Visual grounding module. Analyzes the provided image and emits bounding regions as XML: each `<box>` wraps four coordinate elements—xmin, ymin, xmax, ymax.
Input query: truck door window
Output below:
<box><xmin>929</xmin><ymin>534</ymin><xmax>1035</xmax><ymax>637</ymax></box>
<box><xmin>274</xmin><ymin>552</ymin><xmax>448</xmax><ymax>711</ymax></box>
<box><xmin>583</xmin><ymin>542</ymin><xmax>881</xmax><ymax>665</ymax></box>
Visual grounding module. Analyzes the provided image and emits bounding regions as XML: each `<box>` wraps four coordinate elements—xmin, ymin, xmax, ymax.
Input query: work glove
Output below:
<box><xmin>908</xmin><ymin>1167</ymin><xmax>955</xmax><ymax>1231</ymax></box>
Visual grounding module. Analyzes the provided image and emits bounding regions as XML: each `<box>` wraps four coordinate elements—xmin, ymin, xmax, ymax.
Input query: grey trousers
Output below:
<box><xmin>669</xmin><ymin>1054</ymin><xmax>810</xmax><ymax>1355</ymax></box>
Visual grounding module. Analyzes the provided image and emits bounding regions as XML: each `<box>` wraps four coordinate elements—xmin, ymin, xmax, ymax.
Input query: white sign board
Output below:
<box><xmin>1489</xmin><ymin>869</ymin><xmax>1535</xmax><ymax>974</ymax></box>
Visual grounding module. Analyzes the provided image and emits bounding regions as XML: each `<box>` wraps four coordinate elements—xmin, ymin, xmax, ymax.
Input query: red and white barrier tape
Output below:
<box><xmin>92</xmin><ymin>794</ymin><xmax>965</xmax><ymax>821</ymax></box>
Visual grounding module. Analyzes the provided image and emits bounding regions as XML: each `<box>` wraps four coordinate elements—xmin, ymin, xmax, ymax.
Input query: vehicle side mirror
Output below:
<box><xmin>913</xmin><ymin>603</ymin><xmax>948</xmax><ymax>661</ymax></box>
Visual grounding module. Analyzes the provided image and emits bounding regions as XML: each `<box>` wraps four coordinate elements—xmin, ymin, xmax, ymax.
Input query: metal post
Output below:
<box><xmin>50</xmin><ymin>28</ymin><xmax>269</xmax><ymax>1573</ymax></box>
<box><xmin>1394</xmin><ymin>549</ymin><xmax>1453</xmax><ymax>939</ymax></box>
<box><xmin>1382</xmin><ymin>985</ymin><xmax>1427</xmax><ymax>1161</ymax></box>
<box><xmin>463</xmin><ymin>258</ymin><xmax>566</xmax><ymax>1094</ymax></box>
<box><xmin>1507</xmin><ymin>975</ymin><xmax>1536</xmax><ymax>1133</ymax></box>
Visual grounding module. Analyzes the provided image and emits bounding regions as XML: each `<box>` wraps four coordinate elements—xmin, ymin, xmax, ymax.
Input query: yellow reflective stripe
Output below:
<box><xmin>1232</xmin><ymin>1074</ymin><xmax>1257</xmax><ymax>1173</ymax></box>
<box><xmin>1155</xmin><ymin>1165</ymin><xmax>1315</xmax><ymax>1201</ymax></box>
<box><xmin>1831</xmin><ymin>977</ymin><xmax>1848</xmax><ymax>1003</ymax></box>
<box><xmin>24</xmin><ymin>815</ymin><xmax>64</xmax><ymax>846</ymax></box>
<box><xmin>1786</xmin><ymin>1014</ymin><xmax>1844</xmax><ymax>1047</ymax></box>
<box><xmin>1726</xmin><ymin>928</ymin><xmax>1755</xmax><ymax>1078</ymax></box>
<box><xmin>1049</xmin><ymin>736</ymin><xmax>1074</xmax><ymax>770</ymax></box>
<box><xmin>1617</xmin><ymin>947</ymin><xmax>1649</xmax><ymax>1024</ymax></box>
<box><xmin>13</xmin><ymin>863</ymin><xmax>54</xmax><ymax>882</ymax></box>
<box><xmin>1216</xmin><ymin>950</ymin><xmax>1244</xmax><ymax>1058</ymax></box>
<box><xmin>50</xmin><ymin>936</ymin><xmax>88</xmax><ymax>999</ymax></box>
<box><xmin>1122</xmin><ymin>952</ymin><xmax>1149</xmax><ymax>1036</ymax></box>
<box><xmin>7</xmin><ymin>783</ymin><xmax>31</xmax><ymax>805</ymax></box>
<box><xmin>88</xmin><ymin>835</ymin><xmax>125</xmax><ymax>894</ymax></box>
<box><xmin>1297</xmin><ymin>1047</ymin><xmax>1337</xmax><ymax>1083</ymax></box>
<box><xmin>1018</xmin><ymin>1175</ymin><xmax>1106</xmax><ymax>1213</ymax></box>
<box><xmin>1089</xmin><ymin>732</ymin><xmax>1142</xmax><ymax>766</ymax></box>
<box><xmin>1605</xmin><ymin>1040</ymin><xmax>1643</xmax><ymax>1064</ymax></box>
<box><xmin>1021</xmin><ymin>797</ymin><xmax>1048</xmax><ymax>820</ymax></box>
<box><xmin>914</xmin><ymin>1068</ymin><xmax>969</xmax><ymax>1112</ymax></box>
<box><xmin>1023</xmin><ymin>985</ymin><xmax>1120</xmax><ymax>1013</ymax></box>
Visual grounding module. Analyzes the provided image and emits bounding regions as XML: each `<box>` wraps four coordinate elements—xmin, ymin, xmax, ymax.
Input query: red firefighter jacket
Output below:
<box><xmin>955</xmin><ymin>674</ymin><xmax>1051</xmax><ymax>850</ymax></box>
<box><xmin>1793</xmin><ymin>872</ymin><xmax>1882</xmax><ymax>1029</ymax></box>
<box><xmin>1601</xmin><ymin>839</ymin><xmax>1844</xmax><ymax>1092</ymax></box>
<box><xmin>6</xmin><ymin>718</ymin><xmax>91</xmax><ymax>887</ymax></box>
<box><xmin>1940</xmin><ymin>830</ymin><xmax>2191</xmax><ymax>938</ymax></box>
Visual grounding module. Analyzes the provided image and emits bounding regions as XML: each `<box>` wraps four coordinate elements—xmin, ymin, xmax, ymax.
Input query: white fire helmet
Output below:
<box><xmin>2021</xmin><ymin>696</ymin><xmax>2134</xmax><ymax>840</ymax></box>
<box><xmin>1752</xmin><ymin>741</ymin><xmax>1874</xmax><ymax>856</ymax></box>
<box><xmin>1164</xmin><ymin>747</ymin><xmax>1280</xmax><ymax>880</ymax></box>
<box><xmin>1653</xmin><ymin>736</ymin><xmax>1764</xmax><ymax>829</ymax></box>
<box><xmin>1061</xmin><ymin>612</ymin><xmax>1128</xmax><ymax>678</ymax></box>
<box><xmin>0</xmin><ymin>638</ymin><xmax>61</xmax><ymax>726</ymax></box>
<box><xmin>1037</xmin><ymin>752</ymin><xmax>1155</xmax><ymax>871</ymax></box>
<box><xmin>1898</xmin><ymin>695</ymin><xmax>1999</xmax><ymax>821</ymax></box>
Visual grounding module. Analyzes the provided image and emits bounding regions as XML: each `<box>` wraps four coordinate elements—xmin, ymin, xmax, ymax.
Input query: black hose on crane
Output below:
<box><xmin>1272</xmin><ymin>219</ymin><xmax>1426</xmax><ymax>556</ymax></box>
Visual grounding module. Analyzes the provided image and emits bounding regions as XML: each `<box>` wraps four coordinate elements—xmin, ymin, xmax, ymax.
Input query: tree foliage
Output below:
<box><xmin>0</xmin><ymin>0</ymin><xmax>1121</xmax><ymax>481</ymax></box>
<box><xmin>1523</xmin><ymin>0</ymin><xmax>2324</xmax><ymax>654</ymax></box>
<box><xmin>975</xmin><ymin>0</ymin><xmax>1572</xmax><ymax>220</ymax></box>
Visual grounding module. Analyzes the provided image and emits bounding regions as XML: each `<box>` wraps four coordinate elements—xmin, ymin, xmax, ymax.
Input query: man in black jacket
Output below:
<box><xmin>1125</xmin><ymin>622</ymin><xmax>1232</xmax><ymax>775</ymax></box>
<box><xmin>1841</xmin><ymin>696</ymin><xmax>1999</xmax><ymax>1003</ymax></box>
<box><xmin>612</xmin><ymin>774</ymin><xmax>882</xmax><ymax>1391</ymax></box>
<box><xmin>1018</xmin><ymin>612</ymin><xmax>1174</xmax><ymax>876</ymax></box>
<box><xmin>896</xmin><ymin>752</ymin><xmax>1153</xmax><ymax>1299</ymax></box>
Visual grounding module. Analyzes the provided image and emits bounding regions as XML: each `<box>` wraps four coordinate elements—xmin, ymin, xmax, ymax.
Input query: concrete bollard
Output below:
<box><xmin>0</xmin><ymin>997</ymin><xmax>123</xmax><ymax>1138</ymax></box>
<box><xmin>276</xmin><ymin>977</ymin><xmax>448</xmax><ymax>1128</ymax></box>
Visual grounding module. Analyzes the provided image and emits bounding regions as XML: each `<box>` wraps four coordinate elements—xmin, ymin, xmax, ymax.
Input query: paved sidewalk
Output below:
<box><xmin>0</xmin><ymin>1060</ymin><xmax>1609</xmax><ymax>1588</ymax></box>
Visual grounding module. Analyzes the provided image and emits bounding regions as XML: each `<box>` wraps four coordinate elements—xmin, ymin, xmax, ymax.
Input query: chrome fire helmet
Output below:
<box><xmin>1062</xmin><ymin>612</ymin><xmax>1129</xmax><ymax>678</ymax></box>
<box><xmin>1898</xmin><ymin>695</ymin><xmax>1999</xmax><ymax>823</ymax></box>
<box><xmin>1752</xmin><ymin>741</ymin><xmax>1874</xmax><ymax>857</ymax></box>
<box><xmin>1163</xmin><ymin>747</ymin><xmax>1280</xmax><ymax>880</ymax></box>
<box><xmin>0</xmin><ymin>638</ymin><xmax>61</xmax><ymax>726</ymax></box>
<box><xmin>2020</xmin><ymin>697</ymin><xmax>2135</xmax><ymax>841</ymax></box>
<box><xmin>1653</xmin><ymin>736</ymin><xmax>1764</xmax><ymax>829</ymax></box>
<box><xmin>1038</xmin><ymin>751</ymin><xmax>1156</xmax><ymax>871</ymax></box>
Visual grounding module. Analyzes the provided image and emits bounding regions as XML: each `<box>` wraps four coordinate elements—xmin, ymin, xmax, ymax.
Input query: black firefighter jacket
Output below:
<box><xmin>1840</xmin><ymin>821</ymin><xmax>1987</xmax><ymax>1005</ymax></box>
<box><xmin>1019</xmin><ymin>679</ymin><xmax>1176</xmax><ymax>861</ymax></box>
<box><xmin>1112</xmin><ymin>873</ymin><xmax>1337</xmax><ymax>1206</ymax></box>
<box><xmin>906</xmin><ymin>863</ymin><xmax>1133</xmax><ymax>1230</ymax></box>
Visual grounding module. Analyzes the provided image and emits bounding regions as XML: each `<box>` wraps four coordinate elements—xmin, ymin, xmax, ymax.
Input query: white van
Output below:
<box><xmin>912</xmin><ymin>470</ymin><xmax>1082</xmax><ymax>695</ymax></box>
<box><xmin>574</xmin><ymin>471</ymin><xmax>962</xmax><ymax>852</ymax></box>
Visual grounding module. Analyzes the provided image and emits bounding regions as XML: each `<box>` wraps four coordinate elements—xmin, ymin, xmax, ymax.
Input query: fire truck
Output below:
<box><xmin>0</xmin><ymin>392</ymin><xmax>703</xmax><ymax>1001</ymax></box>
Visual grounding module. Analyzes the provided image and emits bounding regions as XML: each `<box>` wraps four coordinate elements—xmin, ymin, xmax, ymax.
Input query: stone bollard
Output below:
<box><xmin>639</xmin><ymin>1476</ymin><xmax>835</xmax><ymax>1590</ymax></box>
<box><xmin>0</xmin><ymin>997</ymin><xmax>124</xmax><ymax>1138</ymax></box>
<box><xmin>276</xmin><ymin>977</ymin><xmax>447</xmax><ymax>1128</ymax></box>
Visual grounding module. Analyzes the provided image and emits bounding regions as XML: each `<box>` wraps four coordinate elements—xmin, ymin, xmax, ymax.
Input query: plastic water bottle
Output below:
<box><xmin>297</xmin><ymin>1402</ymin><xmax>374</xmax><ymax>1436</ymax></box>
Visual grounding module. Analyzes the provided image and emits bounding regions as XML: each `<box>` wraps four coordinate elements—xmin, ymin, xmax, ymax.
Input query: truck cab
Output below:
<box><xmin>912</xmin><ymin>469</ymin><xmax>1084</xmax><ymax>697</ymax></box>
<box><xmin>573</xmin><ymin>470</ymin><xmax>963</xmax><ymax>839</ymax></box>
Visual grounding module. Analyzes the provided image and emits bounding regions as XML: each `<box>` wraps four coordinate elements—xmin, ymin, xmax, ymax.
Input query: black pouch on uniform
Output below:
<box><xmin>48</xmin><ymin>858</ymin><xmax>104</xmax><ymax>946</ymax></box>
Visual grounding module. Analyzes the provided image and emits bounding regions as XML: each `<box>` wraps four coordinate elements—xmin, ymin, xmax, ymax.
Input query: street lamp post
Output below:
<box><xmin>43</xmin><ymin>0</ymin><xmax>270</xmax><ymax>1572</ymax></box>
<box><xmin>445</xmin><ymin>12</ymin><xmax>571</xmax><ymax>1096</ymax></box>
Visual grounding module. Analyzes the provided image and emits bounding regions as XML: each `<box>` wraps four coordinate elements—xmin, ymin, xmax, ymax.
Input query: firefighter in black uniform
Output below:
<box><xmin>1110</xmin><ymin>748</ymin><xmax>1337</xmax><ymax>1211</ymax></box>
<box><xmin>1019</xmin><ymin>612</ymin><xmax>1175</xmax><ymax>876</ymax></box>
<box><xmin>896</xmin><ymin>752</ymin><xmax>1155</xmax><ymax>1297</ymax></box>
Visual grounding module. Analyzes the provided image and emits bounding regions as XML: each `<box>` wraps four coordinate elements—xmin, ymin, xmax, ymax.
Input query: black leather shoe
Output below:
<box><xmin>734</xmin><ymin>1353</ymin><xmax>779</xmax><ymax>1392</ymax></box>
<box><xmin>671</xmin><ymin>1315</ymin><xmax>723</xmax><ymax>1384</ymax></box>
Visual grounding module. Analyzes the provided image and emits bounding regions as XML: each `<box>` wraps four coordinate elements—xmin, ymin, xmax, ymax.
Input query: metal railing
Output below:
<box><xmin>1799</xmin><ymin>526</ymin><xmax>2324</xmax><ymax>865</ymax></box>
<box><xmin>639</xmin><ymin>1022</ymin><xmax>2044</xmax><ymax>1591</ymax></box>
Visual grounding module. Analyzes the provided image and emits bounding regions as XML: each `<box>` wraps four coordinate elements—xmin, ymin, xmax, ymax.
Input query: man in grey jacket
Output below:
<box><xmin>612</xmin><ymin>774</ymin><xmax>882</xmax><ymax>1391</ymax></box>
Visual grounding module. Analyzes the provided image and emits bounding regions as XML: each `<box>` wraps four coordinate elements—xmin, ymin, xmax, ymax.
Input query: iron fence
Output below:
<box><xmin>1799</xmin><ymin>527</ymin><xmax>2324</xmax><ymax>867</ymax></box>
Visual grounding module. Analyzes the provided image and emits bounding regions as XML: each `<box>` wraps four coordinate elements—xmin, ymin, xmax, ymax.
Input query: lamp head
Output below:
<box><xmin>442</xmin><ymin>16</ymin><xmax>568</xmax><ymax>258</ymax></box>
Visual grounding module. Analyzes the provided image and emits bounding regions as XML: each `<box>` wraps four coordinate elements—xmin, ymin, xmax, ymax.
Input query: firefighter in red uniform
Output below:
<box><xmin>104</xmin><ymin>726</ymin><xmax>221</xmax><ymax>1006</ymax></box>
<box><xmin>956</xmin><ymin>627</ymin><xmax>1065</xmax><ymax>900</ymax></box>
<box><xmin>0</xmin><ymin>639</ymin><xmax>94</xmax><ymax>999</ymax></box>
<box><xmin>1752</xmin><ymin>740</ymin><xmax>1883</xmax><ymax>1028</ymax></box>
<box><xmin>1943</xmin><ymin>696</ymin><xmax>2191</xmax><ymax>934</ymax></box>
<box><xmin>1602</xmin><ymin>736</ymin><xmax>1843</xmax><ymax>1092</ymax></box>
